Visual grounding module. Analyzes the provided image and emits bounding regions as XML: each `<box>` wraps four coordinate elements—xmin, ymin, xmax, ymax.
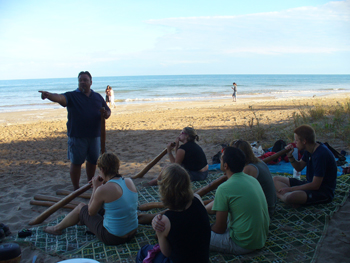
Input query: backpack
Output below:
<box><xmin>136</xmin><ymin>244</ymin><xmax>172</xmax><ymax>263</ymax></box>
<box><xmin>271</xmin><ymin>139</ymin><xmax>287</xmax><ymax>162</ymax></box>
<box><xmin>212</xmin><ymin>144</ymin><xmax>228</xmax><ymax>164</ymax></box>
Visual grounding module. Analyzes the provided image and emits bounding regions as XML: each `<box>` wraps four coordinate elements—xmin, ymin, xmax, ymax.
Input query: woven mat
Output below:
<box><xmin>9</xmin><ymin>173</ymin><xmax>350</xmax><ymax>263</ymax></box>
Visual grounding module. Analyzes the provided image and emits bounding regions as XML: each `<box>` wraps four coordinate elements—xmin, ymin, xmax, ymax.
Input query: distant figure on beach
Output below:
<box><xmin>39</xmin><ymin>71</ymin><xmax>111</xmax><ymax>190</ymax></box>
<box><xmin>106</xmin><ymin>85</ymin><xmax>116</xmax><ymax>109</ymax></box>
<box><xmin>273</xmin><ymin>125</ymin><xmax>337</xmax><ymax>206</ymax></box>
<box><xmin>148</xmin><ymin>127</ymin><xmax>208</xmax><ymax>185</ymax></box>
<box><xmin>137</xmin><ymin>164</ymin><xmax>211</xmax><ymax>262</ymax></box>
<box><xmin>105</xmin><ymin>85</ymin><xmax>110</xmax><ymax>104</ymax></box>
<box><xmin>44</xmin><ymin>153</ymin><xmax>138</xmax><ymax>245</ymax></box>
<box><xmin>207</xmin><ymin>147</ymin><xmax>269</xmax><ymax>255</ymax></box>
<box><xmin>231</xmin><ymin>82</ymin><xmax>237</xmax><ymax>102</ymax></box>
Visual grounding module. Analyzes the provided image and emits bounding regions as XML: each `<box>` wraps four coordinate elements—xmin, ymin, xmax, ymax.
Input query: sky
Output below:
<box><xmin>0</xmin><ymin>0</ymin><xmax>349</xmax><ymax>80</ymax></box>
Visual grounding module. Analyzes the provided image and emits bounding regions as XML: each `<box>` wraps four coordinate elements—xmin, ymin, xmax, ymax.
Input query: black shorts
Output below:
<box><xmin>79</xmin><ymin>205</ymin><xmax>134</xmax><ymax>245</ymax></box>
<box><xmin>289</xmin><ymin>178</ymin><xmax>332</xmax><ymax>205</ymax></box>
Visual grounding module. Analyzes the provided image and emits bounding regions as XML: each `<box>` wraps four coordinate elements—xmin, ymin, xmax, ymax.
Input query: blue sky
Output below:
<box><xmin>0</xmin><ymin>0</ymin><xmax>349</xmax><ymax>80</ymax></box>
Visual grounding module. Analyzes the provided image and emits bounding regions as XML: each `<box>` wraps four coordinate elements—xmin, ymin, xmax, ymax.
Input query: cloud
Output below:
<box><xmin>145</xmin><ymin>0</ymin><xmax>350</xmax><ymax>57</ymax></box>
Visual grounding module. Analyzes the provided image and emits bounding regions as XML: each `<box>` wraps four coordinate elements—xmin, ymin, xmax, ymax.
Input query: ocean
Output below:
<box><xmin>0</xmin><ymin>74</ymin><xmax>349</xmax><ymax>113</ymax></box>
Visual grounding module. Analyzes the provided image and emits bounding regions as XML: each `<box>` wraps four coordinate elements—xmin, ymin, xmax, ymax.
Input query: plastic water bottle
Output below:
<box><xmin>292</xmin><ymin>148</ymin><xmax>301</xmax><ymax>179</ymax></box>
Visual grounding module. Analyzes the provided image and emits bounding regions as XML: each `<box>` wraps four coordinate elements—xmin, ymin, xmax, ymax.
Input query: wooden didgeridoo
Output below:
<box><xmin>55</xmin><ymin>189</ymin><xmax>91</xmax><ymax>199</ymax></box>
<box><xmin>28</xmin><ymin>183</ymin><xmax>92</xmax><ymax>225</ymax></box>
<box><xmin>34</xmin><ymin>194</ymin><xmax>81</xmax><ymax>206</ymax></box>
<box><xmin>30</xmin><ymin>200</ymin><xmax>77</xmax><ymax>210</ymax></box>
<box><xmin>131</xmin><ymin>143</ymin><xmax>176</xmax><ymax>179</ymax></box>
<box><xmin>138</xmin><ymin>148</ymin><xmax>290</xmax><ymax>211</ymax></box>
<box><xmin>100</xmin><ymin>107</ymin><xmax>106</xmax><ymax>154</ymax></box>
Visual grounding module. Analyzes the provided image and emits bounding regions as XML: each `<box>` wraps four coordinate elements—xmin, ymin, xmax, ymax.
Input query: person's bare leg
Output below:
<box><xmin>70</xmin><ymin>163</ymin><xmax>82</xmax><ymax>190</ymax></box>
<box><xmin>138</xmin><ymin>210</ymin><xmax>168</xmax><ymax>225</ymax></box>
<box><xmin>86</xmin><ymin>161</ymin><xmax>96</xmax><ymax>182</ymax></box>
<box><xmin>277</xmin><ymin>191</ymin><xmax>307</xmax><ymax>205</ymax></box>
<box><xmin>138</xmin><ymin>213</ymin><xmax>157</xmax><ymax>225</ymax></box>
<box><xmin>205</xmin><ymin>200</ymin><xmax>216</xmax><ymax>215</ymax></box>
<box><xmin>44</xmin><ymin>203</ymin><xmax>85</xmax><ymax>235</ymax></box>
<box><xmin>148</xmin><ymin>172</ymin><xmax>161</xmax><ymax>186</ymax></box>
<box><xmin>273</xmin><ymin>176</ymin><xmax>290</xmax><ymax>192</ymax></box>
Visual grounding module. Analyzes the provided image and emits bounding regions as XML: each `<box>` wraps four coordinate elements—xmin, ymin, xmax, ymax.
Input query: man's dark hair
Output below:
<box><xmin>294</xmin><ymin>124</ymin><xmax>316</xmax><ymax>144</ymax></box>
<box><xmin>78</xmin><ymin>71</ymin><xmax>92</xmax><ymax>81</ymax></box>
<box><xmin>222</xmin><ymin>146</ymin><xmax>246</xmax><ymax>173</ymax></box>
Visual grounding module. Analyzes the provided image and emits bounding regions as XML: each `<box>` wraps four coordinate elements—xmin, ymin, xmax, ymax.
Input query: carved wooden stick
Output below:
<box><xmin>30</xmin><ymin>200</ymin><xmax>77</xmax><ymax>210</ymax></box>
<box><xmin>29</xmin><ymin>183</ymin><xmax>91</xmax><ymax>225</ymax></box>
<box><xmin>100</xmin><ymin>107</ymin><xmax>106</xmax><ymax>154</ymax></box>
<box><xmin>56</xmin><ymin>189</ymin><xmax>91</xmax><ymax>199</ymax></box>
<box><xmin>34</xmin><ymin>194</ymin><xmax>81</xmax><ymax>206</ymax></box>
<box><xmin>131</xmin><ymin>143</ymin><xmax>175</xmax><ymax>179</ymax></box>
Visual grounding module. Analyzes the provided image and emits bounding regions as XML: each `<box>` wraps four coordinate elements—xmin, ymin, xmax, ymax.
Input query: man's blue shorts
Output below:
<box><xmin>68</xmin><ymin>137</ymin><xmax>101</xmax><ymax>165</ymax></box>
<box><xmin>289</xmin><ymin>178</ymin><xmax>332</xmax><ymax>205</ymax></box>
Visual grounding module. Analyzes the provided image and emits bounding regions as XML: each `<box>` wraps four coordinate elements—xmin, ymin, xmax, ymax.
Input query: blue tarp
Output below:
<box><xmin>208</xmin><ymin>156</ymin><xmax>350</xmax><ymax>177</ymax></box>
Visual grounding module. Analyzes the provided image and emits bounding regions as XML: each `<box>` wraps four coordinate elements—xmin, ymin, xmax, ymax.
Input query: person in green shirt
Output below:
<box><xmin>208</xmin><ymin>146</ymin><xmax>270</xmax><ymax>254</ymax></box>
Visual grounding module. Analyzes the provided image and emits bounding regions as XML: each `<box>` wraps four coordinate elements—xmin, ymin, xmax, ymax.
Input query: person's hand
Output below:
<box><xmin>91</xmin><ymin>175</ymin><xmax>103</xmax><ymax>189</ymax></box>
<box><xmin>285</xmin><ymin>144</ymin><xmax>294</xmax><ymax>157</ymax></box>
<box><xmin>103</xmin><ymin>109</ymin><xmax>111</xmax><ymax>119</ymax></box>
<box><xmin>38</xmin><ymin>91</ymin><xmax>50</xmax><ymax>100</ymax></box>
<box><xmin>167</xmin><ymin>142</ymin><xmax>175</xmax><ymax>152</ymax></box>
<box><xmin>278</xmin><ymin>187</ymin><xmax>292</xmax><ymax>195</ymax></box>
<box><xmin>152</xmin><ymin>214</ymin><xmax>165</xmax><ymax>232</ymax></box>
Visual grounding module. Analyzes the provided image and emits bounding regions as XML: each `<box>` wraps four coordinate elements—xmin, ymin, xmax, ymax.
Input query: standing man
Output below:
<box><xmin>39</xmin><ymin>71</ymin><xmax>111</xmax><ymax>190</ymax></box>
<box><xmin>208</xmin><ymin>147</ymin><xmax>269</xmax><ymax>255</ymax></box>
<box><xmin>273</xmin><ymin>125</ymin><xmax>337</xmax><ymax>205</ymax></box>
<box><xmin>231</xmin><ymin>82</ymin><xmax>237</xmax><ymax>102</ymax></box>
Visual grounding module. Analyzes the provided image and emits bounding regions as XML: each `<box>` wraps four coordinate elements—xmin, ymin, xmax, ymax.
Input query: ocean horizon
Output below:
<box><xmin>0</xmin><ymin>74</ymin><xmax>349</xmax><ymax>113</ymax></box>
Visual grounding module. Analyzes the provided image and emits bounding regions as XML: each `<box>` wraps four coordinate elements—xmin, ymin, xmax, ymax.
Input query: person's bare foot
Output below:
<box><xmin>44</xmin><ymin>226</ymin><xmax>62</xmax><ymax>235</ymax></box>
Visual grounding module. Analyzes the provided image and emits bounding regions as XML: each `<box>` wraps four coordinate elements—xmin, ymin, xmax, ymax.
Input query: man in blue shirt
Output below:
<box><xmin>39</xmin><ymin>71</ymin><xmax>111</xmax><ymax>189</ymax></box>
<box><xmin>273</xmin><ymin>125</ymin><xmax>337</xmax><ymax>205</ymax></box>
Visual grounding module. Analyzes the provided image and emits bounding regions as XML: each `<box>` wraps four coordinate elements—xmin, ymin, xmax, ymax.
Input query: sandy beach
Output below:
<box><xmin>0</xmin><ymin>94</ymin><xmax>349</xmax><ymax>262</ymax></box>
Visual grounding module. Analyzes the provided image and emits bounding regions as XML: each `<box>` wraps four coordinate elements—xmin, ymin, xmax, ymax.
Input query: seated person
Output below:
<box><xmin>44</xmin><ymin>153</ymin><xmax>138</xmax><ymax>245</ymax></box>
<box><xmin>139</xmin><ymin>164</ymin><xmax>211</xmax><ymax>263</ymax></box>
<box><xmin>273</xmin><ymin>124</ymin><xmax>337</xmax><ymax>205</ymax></box>
<box><xmin>231</xmin><ymin>139</ymin><xmax>277</xmax><ymax>217</ymax></box>
<box><xmin>149</xmin><ymin>127</ymin><xmax>208</xmax><ymax>185</ymax></box>
<box><xmin>209</xmin><ymin>147</ymin><xmax>269</xmax><ymax>255</ymax></box>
